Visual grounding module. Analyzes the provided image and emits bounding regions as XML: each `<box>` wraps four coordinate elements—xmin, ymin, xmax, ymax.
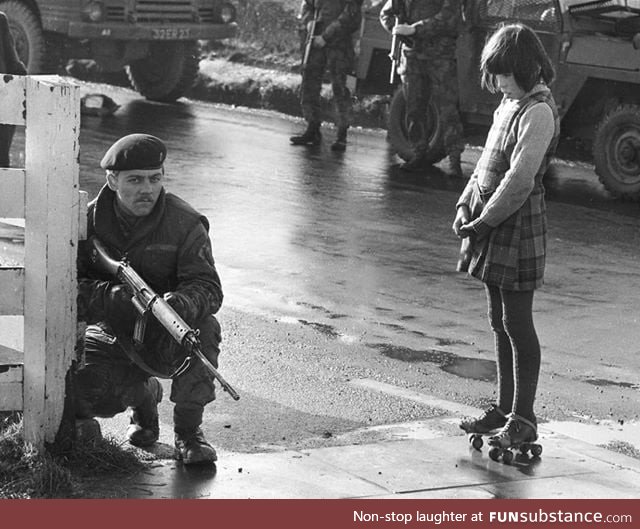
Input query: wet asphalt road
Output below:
<box><xmin>3</xmin><ymin>83</ymin><xmax>640</xmax><ymax>454</ymax></box>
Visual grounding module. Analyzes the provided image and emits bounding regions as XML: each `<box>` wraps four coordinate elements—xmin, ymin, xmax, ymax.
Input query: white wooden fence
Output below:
<box><xmin>0</xmin><ymin>74</ymin><xmax>85</xmax><ymax>449</ymax></box>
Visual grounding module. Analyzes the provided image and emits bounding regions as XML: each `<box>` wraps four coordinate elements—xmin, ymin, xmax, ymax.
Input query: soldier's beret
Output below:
<box><xmin>100</xmin><ymin>133</ymin><xmax>166</xmax><ymax>171</ymax></box>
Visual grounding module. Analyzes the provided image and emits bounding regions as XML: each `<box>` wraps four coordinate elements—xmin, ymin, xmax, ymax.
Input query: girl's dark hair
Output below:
<box><xmin>480</xmin><ymin>23</ymin><xmax>555</xmax><ymax>93</ymax></box>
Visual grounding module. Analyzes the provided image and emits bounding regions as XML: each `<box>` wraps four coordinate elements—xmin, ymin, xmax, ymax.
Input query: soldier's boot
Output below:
<box><xmin>400</xmin><ymin>146</ymin><xmax>428</xmax><ymax>172</ymax></box>
<box><xmin>127</xmin><ymin>377</ymin><xmax>162</xmax><ymax>448</ymax></box>
<box><xmin>331</xmin><ymin>127</ymin><xmax>348</xmax><ymax>152</ymax></box>
<box><xmin>290</xmin><ymin>122</ymin><xmax>322</xmax><ymax>146</ymax></box>
<box><xmin>444</xmin><ymin>152</ymin><xmax>463</xmax><ymax>179</ymax></box>
<box><xmin>174</xmin><ymin>427</ymin><xmax>217</xmax><ymax>465</ymax></box>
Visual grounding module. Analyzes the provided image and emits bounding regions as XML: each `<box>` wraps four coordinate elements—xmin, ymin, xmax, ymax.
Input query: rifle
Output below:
<box><xmin>388</xmin><ymin>0</ymin><xmax>405</xmax><ymax>85</ymax></box>
<box><xmin>302</xmin><ymin>7</ymin><xmax>319</xmax><ymax>71</ymax></box>
<box><xmin>89</xmin><ymin>236</ymin><xmax>240</xmax><ymax>401</ymax></box>
<box><xmin>389</xmin><ymin>21</ymin><xmax>401</xmax><ymax>84</ymax></box>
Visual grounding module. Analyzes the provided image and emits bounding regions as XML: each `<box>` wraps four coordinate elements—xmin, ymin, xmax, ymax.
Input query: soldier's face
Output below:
<box><xmin>107</xmin><ymin>167</ymin><xmax>164</xmax><ymax>217</ymax></box>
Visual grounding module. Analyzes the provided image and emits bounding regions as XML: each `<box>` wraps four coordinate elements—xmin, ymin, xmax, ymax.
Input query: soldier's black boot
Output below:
<box><xmin>290</xmin><ymin>122</ymin><xmax>322</xmax><ymax>146</ymax></box>
<box><xmin>127</xmin><ymin>377</ymin><xmax>162</xmax><ymax>448</ymax></box>
<box><xmin>444</xmin><ymin>152</ymin><xmax>463</xmax><ymax>179</ymax></box>
<box><xmin>174</xmin><ymin>404</ymin><xmax>217</xmax><ymax>465</ymax></box>
<box><xmin>331</xmin><ymin>127</ymin><xmax>348</xmax><ymax>152</ymax></box>
<box><xmin>175</xmin><ymin>427</ymin><xmax>217</xmax><ymax>465</ymax></box>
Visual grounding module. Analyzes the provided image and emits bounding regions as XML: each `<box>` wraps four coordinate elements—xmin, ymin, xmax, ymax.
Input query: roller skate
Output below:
<box><xmin>487</xmin><ymin>414</ymin><xmax>542</xmax><ymax>464</ymax></box>
<box><xmin>459</xmin><ymin>404</ymin><xmax>508</xmax><ymax>451</ymax></box>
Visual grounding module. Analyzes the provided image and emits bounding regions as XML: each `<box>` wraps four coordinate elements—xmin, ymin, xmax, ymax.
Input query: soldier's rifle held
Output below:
<box><xmin>303</xmin><ymin>8</ymin><xmax>319</xmax><ymax>71</ymax></box>
<box><xmin>389</xmin><ymin>21</ymin><xmax>401</xmax><ymax>85</ymax></box>
<box><xmin>89</xmin><ymin>235</ymin><xmax>240</xmax><ymax>401</ymax></box>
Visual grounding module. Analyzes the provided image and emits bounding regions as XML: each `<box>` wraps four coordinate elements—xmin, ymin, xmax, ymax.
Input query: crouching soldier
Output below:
<box><xmin>75</xmin><ymin>133</ymin><xmax>224</xmax><ymax>465</ymax></box>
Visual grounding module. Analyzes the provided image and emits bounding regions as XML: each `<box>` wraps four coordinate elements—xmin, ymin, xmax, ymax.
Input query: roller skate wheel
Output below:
<box><xmin>488</xmin><ymin>447</ymin><xmax>501</xmax><ymax>461</ymax></box>
<box><xmin>502</xmin><ymin>450</ymin><xmax>514</xmax><ymax>465</ymax></box>
<box><xmin>531</xmin><ymin>444</ymin><xmax>543</xmax><ymax>457</ymax></box>
<box><xmin>519</xmin><ymin>444</ymin><xmax>530</xmax><ymax>455</ymax></box>
<box><xmin>470</xmin><ymin>434</ymin><xmax>483</xmax><ymax>450</ymax></box>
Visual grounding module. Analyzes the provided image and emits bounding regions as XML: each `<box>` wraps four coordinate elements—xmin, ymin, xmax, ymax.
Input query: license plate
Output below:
<box><xmin>152</xmin><ymin>28</ymin><xmax>191</xmax><ymax>39</ymax></box>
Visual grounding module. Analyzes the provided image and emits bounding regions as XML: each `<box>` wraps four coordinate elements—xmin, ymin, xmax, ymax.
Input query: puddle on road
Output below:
<box><xmin>584</xmin><ymin>378</ymin><xmax>639</xmax><ymax>390</ymax></box>
<box><xmin>298</xmin><ymin>319</ymin><xmax>341</xmax><ymax>339</ymax></box>
<box><xmin>369</xmin><ymin>343</ymin><xmax>496</xmax><ymax>382</ymax></box>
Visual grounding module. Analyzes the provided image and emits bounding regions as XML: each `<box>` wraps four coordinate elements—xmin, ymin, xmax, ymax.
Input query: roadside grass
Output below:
<box><xmin>602</xmin><ymin>440</ymin><xmax>640</xmax><ymax>460</ymax></box>
<box><xmin>0</xmin><ymin>412</ymin><xmax>154</xmax><ymax>498</ymax></box>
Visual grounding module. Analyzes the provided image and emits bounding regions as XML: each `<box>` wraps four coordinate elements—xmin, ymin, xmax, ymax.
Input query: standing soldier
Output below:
<box><xmin>290</xmin><ymin>0</ymin><xmax>363</xmax><ymax>151</ymax></box>
<box><xmin>380</xmin><ymin>0</ymin><xmax>465</xmax><ymax>176</ymax></box>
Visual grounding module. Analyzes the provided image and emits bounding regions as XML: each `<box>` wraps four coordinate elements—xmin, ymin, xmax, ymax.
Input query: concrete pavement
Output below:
<box><xmin>106</xmin><ymin>412</ymin><xmax>640</xmax><ymax>499</ymax></box>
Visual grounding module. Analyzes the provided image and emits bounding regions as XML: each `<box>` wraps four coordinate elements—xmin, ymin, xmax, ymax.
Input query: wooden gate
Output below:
<box><xmin>0</xmin><ymin>74</ymin><xmax>85</xmax><ymax>449</ymax></box>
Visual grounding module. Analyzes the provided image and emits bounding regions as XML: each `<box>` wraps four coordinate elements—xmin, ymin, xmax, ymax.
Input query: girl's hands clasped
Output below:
<box><xmin>452</xmin><ymin>205</ymin><xmax>471</xmax><ymax>238</ymax></box>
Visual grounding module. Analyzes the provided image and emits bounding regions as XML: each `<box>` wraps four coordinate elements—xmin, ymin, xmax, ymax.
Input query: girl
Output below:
<box><xmin>453</xmin><ymin>23</ymin><xmax>559</xmax><ymax>450</ymax></box>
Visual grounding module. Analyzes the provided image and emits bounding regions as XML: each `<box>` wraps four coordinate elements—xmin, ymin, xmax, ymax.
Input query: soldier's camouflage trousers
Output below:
<box><xmin>74</xmin><ymin>315</ymin><xmax>221</xmax><ymax>430</ymax></box>
<box><xmin>300</xmin><ymin>44</ymin><xmax>355</xmax><ymax>129</ymax></box>
<box><xmin>399</xmin><ymin>52</ymin><xmax>464</xmax><ymax>158</ymax></box>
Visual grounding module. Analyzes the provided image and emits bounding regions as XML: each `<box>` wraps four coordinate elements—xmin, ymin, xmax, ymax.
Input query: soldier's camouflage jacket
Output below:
<box><xmin>379</xmin><ymin>0</ymin><xmax>462</xmax><ymax>57</ymax></box>
<box><xmin>299</xmin><ymin>0</ymin><xmax>363</xmax><ymax>46</ymax></box>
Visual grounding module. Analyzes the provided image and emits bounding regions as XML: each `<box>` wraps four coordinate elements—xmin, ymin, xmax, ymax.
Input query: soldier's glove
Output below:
<box><xmin>163</xmin><ymin>291</ymin><xmax>197</xmax><ymax>324</ymax></box>
<box><xmin>105</xmin><ymin>283</ymin><xmax>138</xmax><ymax>331</ymax></box>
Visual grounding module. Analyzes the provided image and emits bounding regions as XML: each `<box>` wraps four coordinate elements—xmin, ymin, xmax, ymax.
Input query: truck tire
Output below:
<box><xmin>387</xmin><ymin>86</ymin><xmax>446</xmax><ymax>164</ymax></box>
<box><xmin>593</xmin><ymin>104</ymin><xmax>640</xmax><ymax>200</ymax></box>
<box><xmin>0</xmin><ymin>0</ymin><xmax>45</xmax><ymax>73</ymax></box>
<box><xmin>126</xmin><ymin>42</ymin><xmax>200</xmax><ymax>103</ymax></box>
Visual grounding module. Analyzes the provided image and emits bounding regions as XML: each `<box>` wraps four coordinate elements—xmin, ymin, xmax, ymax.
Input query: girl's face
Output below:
<box><xmin>495</xmin><ymin>74</ymin><xmax>526</xmax><ymax>100</ymax></box>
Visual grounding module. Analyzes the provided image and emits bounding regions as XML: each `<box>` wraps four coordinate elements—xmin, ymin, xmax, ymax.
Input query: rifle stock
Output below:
<box><xmin>89</xmin><ymin>236</ymin><xmax>240</xmax><ymax>401</ymax></box>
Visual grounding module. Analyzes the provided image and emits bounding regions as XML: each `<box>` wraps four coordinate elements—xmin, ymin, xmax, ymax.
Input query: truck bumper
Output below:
<box><xmin>65</xmin><ymin>21</ymin><xmax>237</xmax><ymax>40</ymax></box>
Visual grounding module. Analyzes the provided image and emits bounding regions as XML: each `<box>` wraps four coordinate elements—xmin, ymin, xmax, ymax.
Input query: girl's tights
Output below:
<box><xmin>485</xmin><ymin>284</ymin><xmax>540</xmax><ymax>424</ymax></box>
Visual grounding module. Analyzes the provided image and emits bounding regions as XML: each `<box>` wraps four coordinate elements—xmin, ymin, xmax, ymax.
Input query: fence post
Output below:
<box><xmin>22</xmin><ymin>76</ymin><xmax>81</xmax><ymax>448</ymax></box>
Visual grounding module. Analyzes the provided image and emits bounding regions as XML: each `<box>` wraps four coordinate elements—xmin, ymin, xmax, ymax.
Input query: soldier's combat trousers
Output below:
<box><xmin>400</xmin><ymin>53</ymin><xmax>464</xmax><ymax>160</ymax></box>
<box><xmin>74</xmin><ymin>314</ymin><xmax>222</xmax><ymax>432</ymax></box>
<box><xmin>300</xmin><ymin>44</ymin><xmax>354</xmax><ymax>130</ymax></box>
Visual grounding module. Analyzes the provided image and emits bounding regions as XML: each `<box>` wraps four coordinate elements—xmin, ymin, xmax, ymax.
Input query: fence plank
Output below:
<box><xmin>0</xmin><ymin>341</ymin><xmax>23</xmax><ymax>411</ymax></box>
<box><xmin>0</xmin><ymin>75</ymin><xmax>26</xmax><ymax>126</ymax></box>
<box><xmin>0</xmin><ymin>268</ymin><xmax>24</xmax><ymax>315</ymax></box>
<box><xmin>22</xmin><ymin>76</ymin><xmax>80</xmax><ymax>447</ymax></box>
<box><xmin>0</xmin><ymin>169</ymin><xmax>26</xmax><ymax>218</ymax></box>
<box><xmin>0</xmin><ymin>367</ymin><xmax>23</xmax><ymax>411</ymax></box>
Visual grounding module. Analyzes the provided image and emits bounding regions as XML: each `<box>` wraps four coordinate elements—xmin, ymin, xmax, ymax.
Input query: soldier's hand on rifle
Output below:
<box><xmin>392</xmin><ymin>23</ymin><xmax>416</xmax><ymax>36</ymax></box>
<box><xmin>105</xmin><ymin>283</ymin><xmax>138</xmax><ymax>328</ymax></box>
<box><xmin>163</xmin><ymin>291</ymin><xmax>197</xmax><ymax>322</ymax></box>
<box><xmin>312</xmin><ymin>35</ymin><xmax>326</xmax><ymax>48</ymax></box>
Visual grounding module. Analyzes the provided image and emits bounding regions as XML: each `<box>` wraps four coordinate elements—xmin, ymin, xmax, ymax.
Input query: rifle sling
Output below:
<box><xmin>116</xmin><ymin>332</ymin><xmax>191</xmax><ymax>380</ymax></box>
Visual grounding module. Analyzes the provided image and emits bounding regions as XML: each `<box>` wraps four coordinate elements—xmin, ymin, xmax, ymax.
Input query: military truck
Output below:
<box><xmin>355</xmin><ymin>0</ymin><xmax>640</xmax><ymax>200</ymax></box>
<box><xmin>2</xmin><ymin>0</ymin><xmax>237</xmax><ymax>101</ymax></box>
